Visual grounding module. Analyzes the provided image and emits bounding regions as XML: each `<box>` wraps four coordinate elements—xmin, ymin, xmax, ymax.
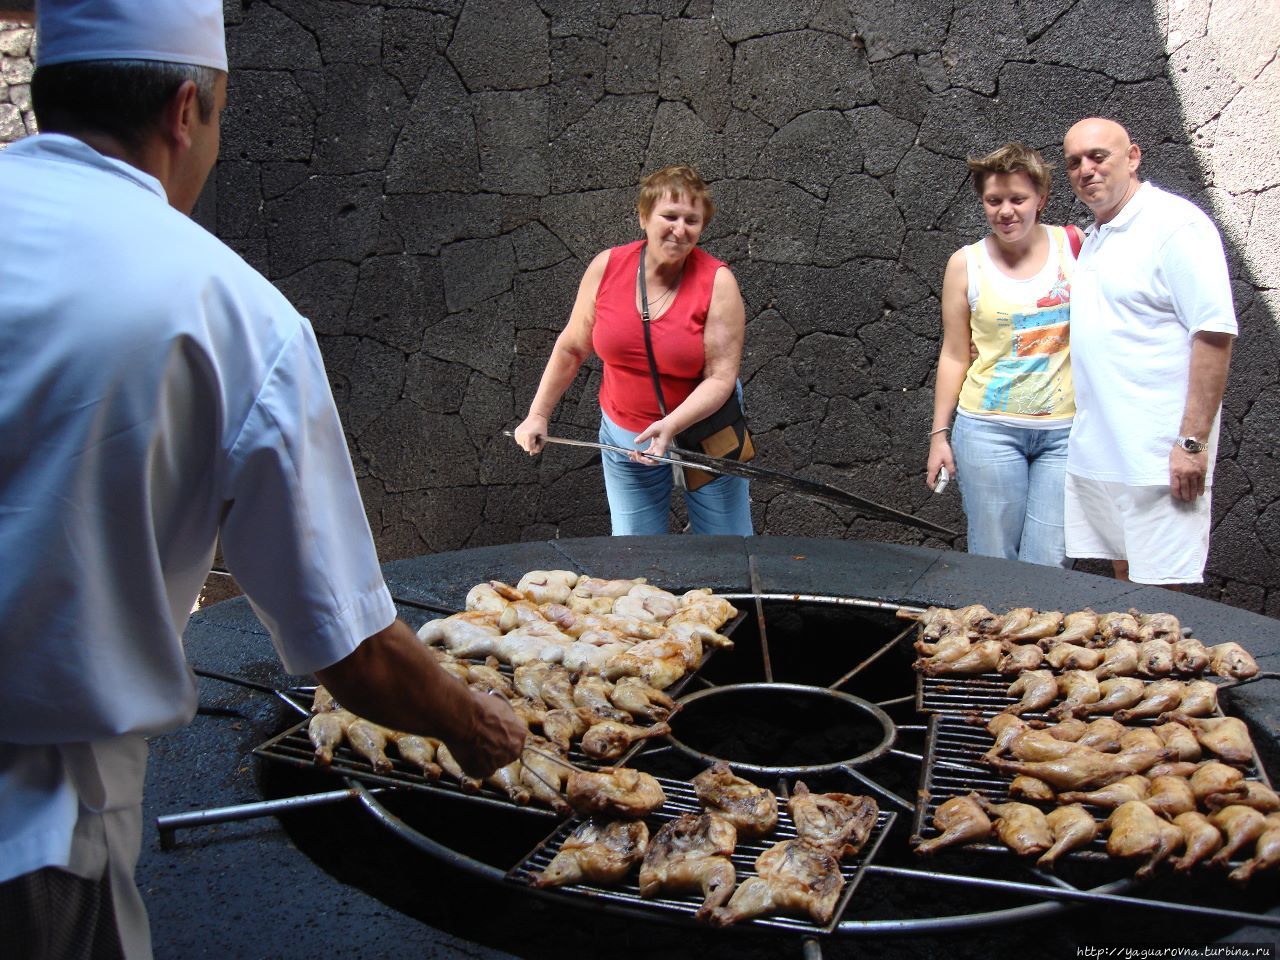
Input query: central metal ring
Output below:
<box><xmin>665</xmin><ymin>681</ymin><xmax>898</xmax><ymax>776</ymax></box>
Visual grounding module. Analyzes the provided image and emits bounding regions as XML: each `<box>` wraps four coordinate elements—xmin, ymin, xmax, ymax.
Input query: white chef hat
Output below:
<box><xmin>36</xmin><ymin>0</ymin><xmax>227</xmax><ymax>71</ymax></box>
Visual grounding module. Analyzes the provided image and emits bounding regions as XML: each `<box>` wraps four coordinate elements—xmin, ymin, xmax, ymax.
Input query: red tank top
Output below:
<box><xmin>593</xmin><ymin>239</ymin><xmax>726</xmax><ymax>431</ymax></box>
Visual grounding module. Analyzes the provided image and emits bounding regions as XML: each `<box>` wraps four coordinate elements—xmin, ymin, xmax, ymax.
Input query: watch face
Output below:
<box><xmin>1180</xmin><ymin>437</ymin><xmax>1206</xmax><ymax>453</ymax></box>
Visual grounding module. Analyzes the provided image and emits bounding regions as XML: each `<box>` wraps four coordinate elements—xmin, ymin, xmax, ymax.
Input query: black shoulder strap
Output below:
<box><xmin>638</xmin><ymin>244</ymin><xmax>669</xmax><ymax>417</ymax></box>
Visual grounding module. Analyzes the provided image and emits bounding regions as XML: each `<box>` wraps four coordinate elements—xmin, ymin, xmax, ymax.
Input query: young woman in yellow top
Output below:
<box><xmin>927</xmin><ymin>143</ymin><xmax>1082</xmax><ymax>567</ymax></box>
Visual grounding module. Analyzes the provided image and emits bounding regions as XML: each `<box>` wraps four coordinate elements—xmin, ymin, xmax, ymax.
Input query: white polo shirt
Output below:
<box><xmin>1067</xmin><ymin>182</ymin><xmax>1237</xmax><ymax>485</ymax></box>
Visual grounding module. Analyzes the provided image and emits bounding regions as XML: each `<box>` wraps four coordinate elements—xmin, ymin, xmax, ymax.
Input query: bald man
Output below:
<box><xmin>1061</xmin><ymin>118</ymin><xmax>1236</xmax><ymax>586</ymax></box>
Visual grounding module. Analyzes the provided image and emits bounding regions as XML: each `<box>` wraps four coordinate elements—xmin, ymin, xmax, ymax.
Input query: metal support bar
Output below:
<box><xmin>828</xmin><ymin>621</ymin><xmax>915</xmax><ymax>692</ymax></box>
<box><xmin>156</xmin><ymin>787</ymin><xmax>383</xmax><ymax>850</ymax></box>
<box><xmin>193</xmin><ymin>668</ymin><xmax>309</xmax><ymax>716</ymax></box>
<box><xmin>838</xmin><ymin>764</ymin><xmax>915</xmax><ymax>814</ymax></box>
<box><xmin>748</xmin><ymin>555</ymin><xmax>773</xmax><ymax>683</ymax></box>
<box><xmin>863</xmin><ymin>864</ymin><xmax>1280</xmax><ymax>929</ymax></box>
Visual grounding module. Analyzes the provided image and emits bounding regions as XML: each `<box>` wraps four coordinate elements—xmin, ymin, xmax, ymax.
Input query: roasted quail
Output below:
<box><xmin>1105</xmin><ymin>800</ymin><xmax>1184</xmax><ymax>878</ymax></box>
<box><xmin>692</xmin><ymin>762</ymin><xmax>779</xmax><ymax>839</ymax></box>
<box><xmin>1207</xmin><ymin>642</ymin><xmax>1259</xmax><ymax>680</ymax></box>
<box><xmin>787</xmin><ymin>782</ymin><xmax>878</xmax><ymax>859</ymax></box>
<box><xmin>638</xmin><ymin>812</ymin><xmax>738</xmax><ymax>920</ymax></box>
<box><xmin>710</xmin><ymin>839</ymin><xmax>844</xmax><ymax>927</ymax></box>
<box><xmin>532</xmin><ymin>817</ymin><xmax>649</xmax><ymax>888</ymax></box>
<box><xmin>565</xmin><ymin>766</ymin><xmax>666</xmax><ymax>818</ymax></box>
<box><xmin>1038</xmin><ymin>804</ymin><xmax>1098</xmax><ymax>868</ymax></box>
<box><xmin>1170</xmin><ymin>811</ymin><xmax>1223</xmax><ymax>872</ymax></box>
<box><xmin>1229</xmin><ymin>813</ymin><xmax>1280</xmax><ymax>884</ymax></box>
<box><xmin>914</xmin><ymin>795</ymin><xmax>992</xmax><ymax>855</ymax></box>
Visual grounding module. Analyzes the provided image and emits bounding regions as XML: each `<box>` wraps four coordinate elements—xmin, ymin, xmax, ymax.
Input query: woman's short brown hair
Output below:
<box><xmin>967</xmin><ymin>143</ymin><xmax>1053</xmax><ymax>198</ymax></box>
<box><xmin>637</xmin><ymin>165</ymin><xmax>715</xmax><ymax>223</ymax></box>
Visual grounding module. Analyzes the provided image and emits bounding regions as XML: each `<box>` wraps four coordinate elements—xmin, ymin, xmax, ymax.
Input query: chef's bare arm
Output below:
<box><xmin>315</xmin><ymin>618</ymin><xmax>526</xmax><ymax>777</ymax></box>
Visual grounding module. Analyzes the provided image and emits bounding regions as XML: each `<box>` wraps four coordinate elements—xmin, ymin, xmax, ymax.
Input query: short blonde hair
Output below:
<box><xmin>637</xmin><ymin>165</ymin><xmax>715</xmax><ymax>223</ymax></box>
<box><xmin>967</xmin><ymin>143</ymin><xmax>1053</xmax><ymax>198</ymax></box>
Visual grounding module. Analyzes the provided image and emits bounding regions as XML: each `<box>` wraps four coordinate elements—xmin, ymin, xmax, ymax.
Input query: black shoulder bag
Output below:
<box><xmin>638</xmin><ymin>245</ymin><xmax>755</xmax><ymax>492</ymax></box>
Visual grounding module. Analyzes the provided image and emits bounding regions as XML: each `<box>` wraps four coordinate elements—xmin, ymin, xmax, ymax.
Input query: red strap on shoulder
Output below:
<box><xmin>1066</xmin><ymin>224</ymin><xmax>1084</xmax><ymax>258</ymax></box>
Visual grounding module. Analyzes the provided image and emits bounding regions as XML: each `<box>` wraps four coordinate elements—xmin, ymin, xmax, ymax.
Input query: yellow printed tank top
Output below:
<box><xmin>957</xmin><ymin>224</ymin><xmax>1076</xmax><ymax>423</ymax></box>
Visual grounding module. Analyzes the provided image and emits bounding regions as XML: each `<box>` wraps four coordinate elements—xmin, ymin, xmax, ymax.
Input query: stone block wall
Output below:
<box><xmin>5</xmin><ymin>2</ymin><xmax>1279</xmax><ymax>614</ymax></box>
<box><xmin>0</xmin><ymin>20</ymin><xmax>35</xmax><ymax>144</ymax></box>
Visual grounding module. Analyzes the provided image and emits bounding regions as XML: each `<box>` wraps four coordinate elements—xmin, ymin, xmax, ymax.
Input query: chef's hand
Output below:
<box><xmin>512</xmin><ymin>414</ymin><xmax>548</xmax><ymax>455</ymax></box>
<box><xmin>632</xmin><ymin>418</ymin><xmax>677</xmax><ymax>463</ymax></box>
<box><xmin>446</xmin><ymin>689</ymin><xmax>527</xmax><ymax>778</ymax></box>
<box><xmin>1169</xmin><ymin>444</ymin><xmax>1207</xmax><ymax>502</ymax></box>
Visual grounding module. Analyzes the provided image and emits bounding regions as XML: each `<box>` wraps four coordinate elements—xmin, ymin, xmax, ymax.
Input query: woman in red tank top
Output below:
<box><xmin>513</xmin><ymin>166</ymin><xmax>752</xmax><ymax>535</ymax></box>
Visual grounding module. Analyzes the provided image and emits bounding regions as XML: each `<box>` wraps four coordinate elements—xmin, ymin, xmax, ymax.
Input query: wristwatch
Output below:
<box><xmin>1176</xmin><ymin>435</ymin><xmax>1207</xmax><ymax>453</ymax></box>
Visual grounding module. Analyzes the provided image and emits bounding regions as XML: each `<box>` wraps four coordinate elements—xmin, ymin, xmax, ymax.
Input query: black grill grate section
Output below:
<box><xmin>506</xmin><ymin>775</ymin><xmax>896</xmax><ymax>935</ymax></box>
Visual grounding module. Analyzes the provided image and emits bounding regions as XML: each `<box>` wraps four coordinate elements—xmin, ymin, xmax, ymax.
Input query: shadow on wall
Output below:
<box><xmin>6</xmin><ymin>2</ymin><xmax>1276</xmax><ymax>614</ymax></box>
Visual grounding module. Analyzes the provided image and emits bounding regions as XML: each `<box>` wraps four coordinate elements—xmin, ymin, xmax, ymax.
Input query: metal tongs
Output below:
<box><xmin>503</xmin><ymin>430</ymin><xmax>958</xmax><ymax>537</ymax></box>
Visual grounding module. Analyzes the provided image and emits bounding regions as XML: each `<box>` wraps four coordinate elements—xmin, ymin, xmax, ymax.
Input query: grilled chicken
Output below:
<box><xmin>1189</xmin><ymin>761</ymin><xmax>1246</xmax><ymax>804</ymax></box>
<box><xmin>1171</xmin><ymin>637</ymin><xmax>1210</xmax><ymax>675</ymax></box>
<box><xmin>1207</xmin><ymin>642</ymin><xmax>1259</xmax><ymax>680</ymax></box>
<box><xmin>1048</xmin><ymin>670</ymin><xmax>1100</xmax><ymax>720</ymax></box>
<box><xmin>466</xmin><ymin>658</ymin><xmax>515</xmax><ymax>699</ymax></box>
<box><xmin>692</xmin><ymin>762</ymin><xmax>779</xmax><ymax>839</ymax></box>
<box><xmin>1133</xmin><ymin>610</ymin><xmax>1181</xmax><ymax>643</ymax></box>
<box><xmin>957</xmin><ymin>604</ymin><xmax>1002</xmax><ymax>635</ymax></box>
<box><xmin>1112</xmin><ymin>678</ymin><xmax>1184</xmax><ymax>723</ymax></box>
<box><xmin>994</xmin><ymin>607</ymin><xmax>1034</xmax><ymax>638</ymax></box>
<box><xmin>638</xmin><ymin>812</ymin><xmax>738</xmax><ymax>920</ymax></box>
<box><xmin>1038</xmin><ymin>804</ymin><xmax>1098</xmax><ymax>868</ymax></box>
<box><xmin>1205</xmin><ymin>780</ymin><xmax>1280</xmax><ymax>814</ymax></box>
<box><xmin>1209</xmin><ymin>805</ymin><xmax>1267</xmax><ymax>866</ymax></box>
<box><xmin>1098</xmin><ymin>611</ymin><xmax>1141</xmax><ymax>645</ymax></box>
<box><xmin>1152</xmin><ymin>722</ymin><xmax>1202</xmax><ymax>762</ymax></box>
<box><xmin>1094</xmin><ymin>640</ymin><xmax>1140</xmax><ymax>680</ymax></box>
<box><xmin>416</xmin><ymin>611</ymin><xmax>504</xmax><ymax>658</ymax></box>
<box><xmin>346</xmin><ymin>718</ymin><xmax>394</xmax><ymax>773</ymax></box>
<box><xmin>919</xmin><ymin>639</ymin><xmax>1003</xmax><ymax>676</ymax></box>
<box><xmin>538</xmin><ymin>665</ymin><xmax>578</xmax><ymax>711</ymax></box>
<box><xmin>1038</xmin><ymin>716</ymin><xmax>1088</xmax><ymax>742</ymax></box>
<box><xmin>974</xmin><ymin>797</ymin><xmax>1052</xmax><ymax>856</ymax></box>
<box><xmin>310</xmin><ymin>685</ymin><xmax>338</xmax><ymax>713</ymax></box>
<box><xmin>1167</xmin><ymin>714</ymin><xmax>1254</xmax><ymax>766</ymax></box>
<box><xmin>496</xmin><ymin>598</ymin><xmax>544</xmax><ymax>631</ymax></box>
<box><xmin>1009</xmin><ymin>775</ymin><xmax>1056</xmax><ymax>802</ymax></box>
<box><xmin>484</xmin><ymin>757</ymin><xmax>532</xmax><ymax>804</ymax></box>
<box><xmin>1075</xmin><ymin>677</ymin><xmax>1146</xmax><ymax>717</ymax></box>
<box><xmin>1004</xmin><ymin>728</ymin><xmax>1091</xmax><ymax>762</ymax></box>
<box><xmin>614</xmin><ymin>586</ymin><xmax>679</xmax><ymax>623</ymax></box>
<box><xmin>519</xmin><ymin>736</ymin><xmax>574</xmax><ymax>814</ymax></box>
<box><xmin>541</xmin><ymin>707</ymin><xmax>591</xmax><ymax>754</ymax></box>
<box><xmin>1160</xmin><ymin>679</ymin><xmax>1218</xmax><ymax>719</ymax></box>
<box><xmin>390</xmin><ymin>732</ymin><xmax>443</xmax><ymax>780</ymax></box>
<box><xmin>1118</xmin><ymin>728</ymin><xmax>1165</xmax><ymax>754</ymax></box>
<box><xmin>710</xmin><ymin>839</ymin><xmax>843</xmax><ymax>927</ymax></box>
<box><xmin>1136</xmin><ymin>639</ymin><xmax>1175</xmax><ymax>677</ymax></box>
<box><xmin>917</xmin><ymin>606</ymin><xmax>965</xmax><ymax>643</ymax></box>
<box><xmin>566</xmin><ymin>766</ymin><xmax>666</xmax><ymax>818</ymax></box>
<box><xmin>1058</xmin><ymin>775</ymin><xmax>1150</xmax><ymax>809</ymax></box>
<box><xmin>985</xmin><ymin>713</ymin><xmax>1030</xmax><ymax>757</ymax></box>
<box><xmin>532</xmin><ymin>817</ymin><xmax>649</xmax><ymax>888</ymax></box>
<box><xmin>981</xmin><ymin>747</ymin><xmax>1175</xmax><ymax>792</ymax></box>
<box><xmin>572</xmin><ymin>675</ymin><xmax>633</xmax><ymax>723</ymax></box>
<box><xmin>914</xmin><ymin>795</ymin><xmax>993</xmax><ymax>855</ymax></box>
<box><xmin>1076</xmin><ymin>717</ymin><xmax>1127</xmax><ymax>752</ymax></box>
<box><xmin>1004</xmin><ymin>670</ymin><xmax>1058</xmax><ymax>716</ymax></box>
<box><xmin>787</xmin><ymin>782</ymin><xmax>878</xmax><ymax>859</ymax></box>
<box><xmin>997</xmin><ymin>643</ymin><xmax>1045</xmax><ymax>674</ymax></box>
<box><xmin>1229</xmin><ymin>813</ymin><xmax>1280</xmax><ymax>884</ymax></box>
<box><xmin>308</xmin><ymin>708</ymin><xmax>354</xmax><ymax>765</ymax></box>
<box><xmin>516</xmin><ymin>569</ymin><xmax>580</xmax><ymax>605</ymax></box>
<box><xmin>608</xmin><ymin>676</ymin><xmax>678</xmax><ymax>722</ymax></box>
<box><xmin>1045</xmin><ymin>643</ymin><xmax>1104</xmax><ymax>672</ymax></box>
<box><xmin>1105</xmin><ymin>800</ymin><xmax>1184</xmax><ymax>878</ymax></box>
<box><xmin>580</xmin><ymin>719</ymin><xmax>671</xmax><ymax>761</ymax></box>
<box><xmin>1053</xmin><ymin>609</ymin><xmax>1099</xmax><ymax>647</ymax></box>
<box><xmin>1004</xmin><ymin>609</ymin><xmax>1064</xmax><ymax>642</ymax></box>
<box><xmin>572</xmin><ymin>576</ymin><xmax>647</xmax><ymax>601</ymax></box>
<box><xmin>914</xmin><ymin>633</ymin><xmax>972</xmax><ymax>661</ymax></box>
<box><xmin>435</xmin><ymin>741</ymin><xmax>482</xmax><ymax>792</ymax></box>
<box><xmin>465</xmin><ymin>580</ymin><xmax>513</xmax><ymax>615</ymax></box>
<box><xmin>1143</xmin><ymin>775</ymin><xmax>1196</xmax><ymax>818</ymax></box>
<box><xmin>1170</xmin><ymin>811</ymin><xmax>1223</xmax><ymax>872</ymax></box>
<box><xmin>675</xmin><ymin>588</ymin><xmax>738</xmax><ymax>626</ymax></box>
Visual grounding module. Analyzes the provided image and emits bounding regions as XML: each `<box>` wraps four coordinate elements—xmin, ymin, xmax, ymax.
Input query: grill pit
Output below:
<box><xmin>667</xmin><ymin>682</ymin><xmax>897</xmax><ymax>774</ymax></box>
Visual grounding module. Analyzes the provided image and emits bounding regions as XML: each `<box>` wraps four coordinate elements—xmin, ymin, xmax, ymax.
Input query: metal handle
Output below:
<box><xmin>156</xmin><ymin>787</ymin><xmax>384</xmax><ymax>850</ymax></box>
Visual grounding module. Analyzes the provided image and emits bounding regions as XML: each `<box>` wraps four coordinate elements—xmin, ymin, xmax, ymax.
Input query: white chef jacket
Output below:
<box><xmin>0</xmin><ymin>135</ymin><xmax>396</xmax><ymax>888</ymax></box>
<box><xmin>1067</xmin><ymin>182</ymin><xmax>1237</xmax><ymax>485</ymax></box>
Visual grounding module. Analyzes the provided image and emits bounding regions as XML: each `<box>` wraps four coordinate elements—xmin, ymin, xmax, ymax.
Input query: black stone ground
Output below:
<box><xmin>141</xmin><ymin>537</ymin><xmax>1278</xmax><ymax>959</ymax></box>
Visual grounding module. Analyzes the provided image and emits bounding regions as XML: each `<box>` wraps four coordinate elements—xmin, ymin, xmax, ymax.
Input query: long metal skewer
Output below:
<box><xmin>156</xmin><ymin>787</ymin><xmax>385</xmax><ymax>849</ymax></box>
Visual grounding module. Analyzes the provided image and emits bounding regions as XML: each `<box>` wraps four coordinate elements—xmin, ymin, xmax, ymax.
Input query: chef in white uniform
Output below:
<box><xmin>0</xmin><ymin>3</ymin><xmax>525</xmax><ymax>957</ymax></box>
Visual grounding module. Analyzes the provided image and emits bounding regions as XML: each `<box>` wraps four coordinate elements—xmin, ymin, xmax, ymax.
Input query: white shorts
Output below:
<box><xmin>1064</xmin><ymin>473</ymin><xmax>1211</xmax><ymax>585</ymax></box>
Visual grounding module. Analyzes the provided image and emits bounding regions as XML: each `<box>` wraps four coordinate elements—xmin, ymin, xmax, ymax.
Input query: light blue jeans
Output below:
<box><xmin>598</xmin><ymin>410</ymin><xmax>753</xmax><ymax>536</ymax></box>
<box><xmin>950</xmin><ymin>414</ymin><xmax>1071</xmax><ymax>568</ymax></box>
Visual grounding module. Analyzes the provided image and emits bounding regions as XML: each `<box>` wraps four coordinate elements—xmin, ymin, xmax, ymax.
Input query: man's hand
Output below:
<box><xmin>513</xmin><ymin>413</ymin><xmax>548</xmax><ymax>455</ymax></box>
<box><xmin>1169</xmin><ymin>444</ymin><xmax>1207</xmax><ymax>501</ymax></box>
<box><xmin>445</xmin><ymin>689</ymin><xmax>526</xmax><ymax>778</ymax></box>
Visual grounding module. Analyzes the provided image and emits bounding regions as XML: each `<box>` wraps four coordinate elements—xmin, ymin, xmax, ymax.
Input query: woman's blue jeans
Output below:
<box><xmin>950</xmin><ymin>415</ymin><xmax>1071</xmax><ymax>568</ymax></box>
<box><xmin>598</xmin><ymin>411</ymin><xmax>753</xmax><ymax>536</ymax></box>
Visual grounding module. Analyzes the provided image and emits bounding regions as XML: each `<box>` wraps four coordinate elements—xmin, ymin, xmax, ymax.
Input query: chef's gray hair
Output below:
<box><xmin>32</xmin><ymin>59</ymin><xmax>220</xmax><ymax>153</ymax></box>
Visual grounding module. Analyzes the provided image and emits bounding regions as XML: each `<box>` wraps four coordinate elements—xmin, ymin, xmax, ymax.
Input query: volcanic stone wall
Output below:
<box><xmin>4</xmin><ymin>2</ymin><xmax>1278</xmax><ymax>614</ymax></box>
